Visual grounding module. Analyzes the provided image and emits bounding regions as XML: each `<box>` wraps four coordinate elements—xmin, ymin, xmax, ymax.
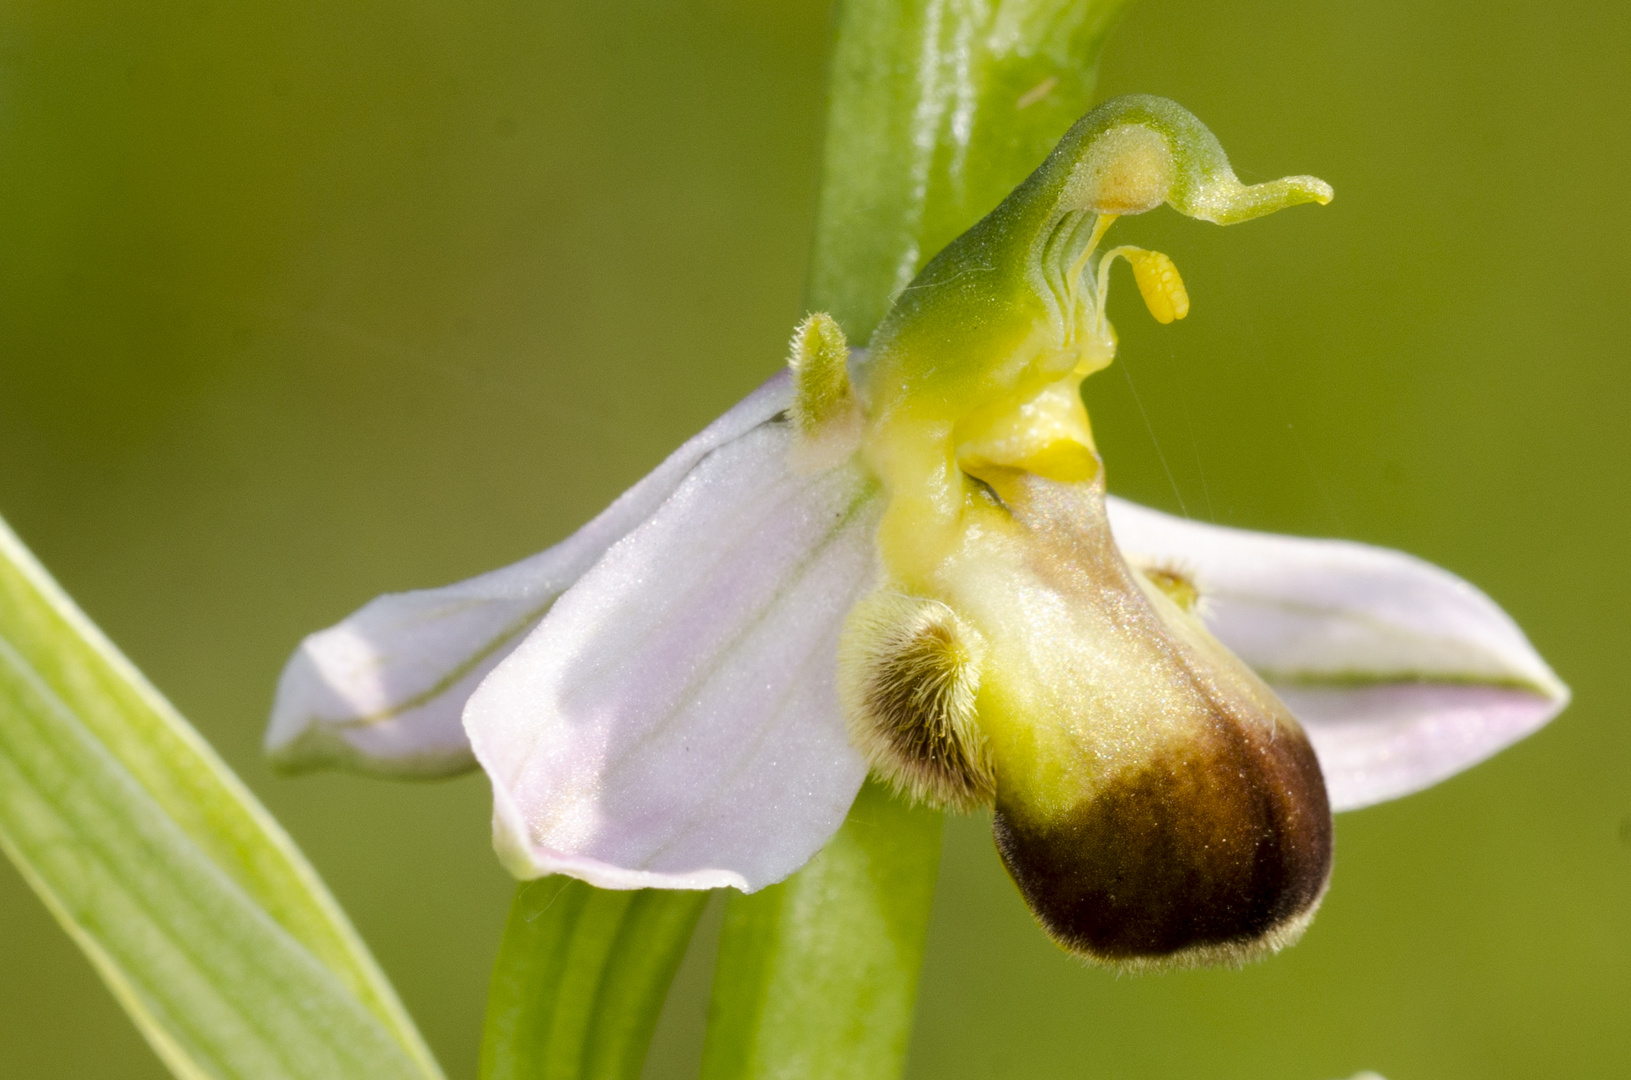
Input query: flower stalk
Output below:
<box><xmin>702</xmin><ymin>784</ymin><xmax>942</xmax><ymax>1080</ymax></box>
<box><xmin>480</xmin><ymin>882</ymin><xmax>707</xmax><ymax>1080</ymax></box>
<box><xmin>707</xmin><ymin>1</ymin><xmax>1142</xmax><ymax>1069</ymax></box>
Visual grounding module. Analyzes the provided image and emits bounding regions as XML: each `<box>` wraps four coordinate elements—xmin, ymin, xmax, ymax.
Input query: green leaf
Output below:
<box><xmin>700</xmin><ymin>782</ymin><xmax>943</xmax><ymax>1080</ymax></box>
<box><xmin>480</xmin><ymin>880</ymin><xmax>708</xmax><ymax>1080</ymax></box>
<box><xmin>0</xmin><ymin>513</ymin><xmax>442</xmax><ymax>1080</ymax></box>
<box><xmin>809</xmin><ymin>0</ymin><xmax>1132</xmax><ymax>340</ymax></box>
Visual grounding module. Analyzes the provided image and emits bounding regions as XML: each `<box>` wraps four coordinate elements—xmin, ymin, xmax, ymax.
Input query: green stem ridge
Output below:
<box><xmin>809</xmin><ymin>0</ymin><xmax>1131</xmax><ymax>341</ymax></box>
<box><xmin>480</xmin><ymin>880</ymin><xmax>709</xmax><ymax>1080</ymax></box>
<box><xmin>699</xmin><ymin>2</ymin><xmax>1130</xmax><ymax>1076</ymax></box>
<box><xmin>701</xmin><ymin>783</ymin><xmax>944</xmax><ymax>1080</ymax></box>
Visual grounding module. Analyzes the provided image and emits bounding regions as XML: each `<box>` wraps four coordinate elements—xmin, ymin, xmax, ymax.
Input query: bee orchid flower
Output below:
<box><xmin>266</xmin><ymin>97</ymin><xmax>1566</xmax><ymax>968</ymax></box>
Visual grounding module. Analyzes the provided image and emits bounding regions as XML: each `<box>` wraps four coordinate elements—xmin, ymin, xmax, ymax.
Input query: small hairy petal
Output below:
<box><xmin>1105</xmin><ymin>496</ymin><xmax>1568</xmax><ymax>811</ymax></box>
<box><xmin>839</xmin><ymin>591</ymin><xmax>994</xmax><ymax>810</ymax></box>
<box><xmin>265</xmin><ymin>374</ymin><xmax>793</xmax><ymax>777</ymax></box>
<box><xmin>465</xmin><ymin>417</ymin><xmax>880</xmax><ymax>892</ymax></box>
<box><xmin>788</xmin><ymin>312</ymin><xmax>852</xmax><ymax>436</ymax></box>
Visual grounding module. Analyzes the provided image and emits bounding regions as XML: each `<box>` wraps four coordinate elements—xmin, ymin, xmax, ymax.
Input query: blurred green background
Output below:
<box><xmin>1</xmin><ymin>0</ymin><xmax>1626</xmax><ymax>1077</ymax></box>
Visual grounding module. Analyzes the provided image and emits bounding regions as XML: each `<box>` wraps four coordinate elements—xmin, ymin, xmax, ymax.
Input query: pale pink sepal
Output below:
<box><xmin>264</xmin><ymin>374</ymin><xmax>793</xmax><ymax>778</ymax></box>
<box><xmin>1274</xmin><ymin>683</ymin><xmax>1561</xmax><ymax>811</ymax></box>
<box><xmin>465</xmin><ymin>418</ymin><xmax>879</xmax><ymax>891</ymax></box>
<box><xmin>1105</xmin><ymin>497</ymin><xmax>1568</xmax><ymax>811</ymax></box>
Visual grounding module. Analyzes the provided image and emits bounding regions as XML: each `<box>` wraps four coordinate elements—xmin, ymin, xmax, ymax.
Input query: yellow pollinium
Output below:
<box><xmin>1097</xmin><ymin>245</ymin><xmax>1190</xmax><ymax>329</ymax></box>
<box><xmin>1129</xmin><ymin>250</ymin><xmax>1189</xmax><ymax>324</ymax></box>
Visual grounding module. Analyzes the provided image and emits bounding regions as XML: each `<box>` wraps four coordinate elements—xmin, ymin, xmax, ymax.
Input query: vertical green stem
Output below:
<box><xmin>810</xmin><ymin>0</ymin><xmax>1130</xmax><ymax>341</ymax></box>
<box><xmin>703</xmin><ymin>2</ymin><xmax>1129</xmax><ymax>1077</ymax></box>
<box><xmin>480</xmin><ymin>880</ymin><xmax>708</xmax><ymax>1080</ymax></box>
<box><xmin>701</xmin><ymin>783</ymin><xmax>943</xmax><ymax>1080</ymax></box>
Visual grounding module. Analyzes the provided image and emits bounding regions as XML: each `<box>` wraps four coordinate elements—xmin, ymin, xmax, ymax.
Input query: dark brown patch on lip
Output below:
<box><xmin>992</xmin><ymin>718</ymin><xmax>1332</xmax><ymax>966</ymax></box>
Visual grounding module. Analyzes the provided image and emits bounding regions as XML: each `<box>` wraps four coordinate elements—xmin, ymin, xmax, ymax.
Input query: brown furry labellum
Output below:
<box><xmin>838</xmin><ymin>592</ymin><xmax>995</xmax><ymax>810</ymax></box>
<box><xmin>839</xmin><ymin>471</ymin><xmax>1334</xmax><ymax>970</ymax></box>
<box><xmin>992</xmin><ymin>721</ymin><xmax>1332</xmax><ymax>970</ymax></box>
<box><xmin>985</xmin><ymin>474</ymin><xmax>1334</xmax><ymax>970</ymax></box>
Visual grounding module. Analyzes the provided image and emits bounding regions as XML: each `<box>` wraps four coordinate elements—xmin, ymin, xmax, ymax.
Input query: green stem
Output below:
<box><xmin>809</xmin><ymin>0</ymin><xmax>1130</xmax><ymax>341</ymax></box>
<box><xmin>701</xmin><ymin>782</ymin><xmax>944</xmax><ymax>1080</ymax></box>
<box><xmin>697</xmin><ymin>0</ymin><xmax>1133</xmax><ymax>1076</ymax></box>
<box><xmin>700</xmin><ymin>2</ymin><xmax>1131</xmax><ymax>1076</ymax></box>
<box><xmin>480</xmin><ymin>880</ymin><xmax>708</xmax><ymax>1080</ymax></box>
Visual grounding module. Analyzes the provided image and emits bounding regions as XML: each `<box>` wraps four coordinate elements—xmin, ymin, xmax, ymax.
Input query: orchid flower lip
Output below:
<box><xmin>265</xmin><ymin>95</ymin><xmax>1566</xmax><ymax>969</ymax></box>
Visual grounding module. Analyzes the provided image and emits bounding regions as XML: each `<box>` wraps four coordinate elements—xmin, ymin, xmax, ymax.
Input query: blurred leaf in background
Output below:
<box><xmin>0</xmin><ymin>514</ymin><xmax>442</xmax><ymax>1079</ymax></box>
<box><xmin>0</xmin><ymin>0</ymin><xmax>1626</xmax><ymax>1079</ymax></box>
<box><xmin>0</xmin><ymin>1</ymin><xmax>833</xmax><ymax>1073</ymax></box>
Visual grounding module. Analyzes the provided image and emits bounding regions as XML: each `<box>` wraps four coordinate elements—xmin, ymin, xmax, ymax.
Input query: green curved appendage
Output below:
<box><xmin>1061</xmin><ymin>94</ymin><xmax>1333</xmax><ymax>224</ymax></box>
<box><xmin>859</xmin><ymin>94</ymin><xmax>1333</xmax><ymax>413</ymax></box>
